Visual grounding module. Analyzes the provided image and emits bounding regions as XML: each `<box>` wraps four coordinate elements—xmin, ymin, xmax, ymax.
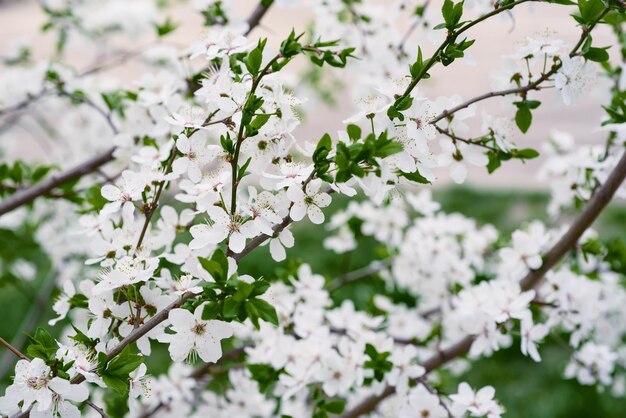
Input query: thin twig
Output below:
<box><xmin>84</xmin><ymin>400</ymin><xmax>109</xmax><ymax>418</ymax></box>
<box><xmin>329</xmin><ymin>259</ymin><xmax>393</xmax><ymax>291</ymax></box>
<box><xmin>245</xmin><ymin>2</ymin><xmax>272</xmax><ymax>36</ymax></box>
<box><xmin>0</xmin><ymin>272</ymin><xmax>57</xmax><ymax>381</ymax></box>
<box><xmin>0</xmin><ymin>337</ymin><xmax>29</xmax><ymax>361</ymax></box>
<box><xmin>0</xmin><ymin>147</ymin><xmax>116</xmax><ymax>217</ymax></box>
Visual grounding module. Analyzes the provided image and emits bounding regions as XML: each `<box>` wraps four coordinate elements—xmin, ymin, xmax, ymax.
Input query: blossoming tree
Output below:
<box><xmin>0</xmin><ymin>0</ymin><xmax>625</xmax><ymax>417</ymax></box>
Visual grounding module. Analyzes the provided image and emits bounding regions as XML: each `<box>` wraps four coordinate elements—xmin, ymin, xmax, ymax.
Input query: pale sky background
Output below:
<box><xmin>0</xmin><ymin>0</ymin><xmax>617</xmax><ymax>188</ymax></box>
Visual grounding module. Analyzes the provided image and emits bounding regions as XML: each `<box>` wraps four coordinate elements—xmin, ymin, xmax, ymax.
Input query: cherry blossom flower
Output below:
<box><xmin>162</xmin><ymin>305</ymin><xmax>234</xmax><ymax>363</ymax></box>
<box><xmin>555</xmin><ymin>56</ymin><xmax>596</xmax><ymax>106</ymax></box>
<box><xmin>287</xmin><ymin>179</ymin><xmax>331</xmax><ymax>224</ymax></box>
<box><xmin>262</xmin><ymin>162</ymin><xmax>313</xmax><ymax>190</ymax></box>
<box><xmin>438</xmin><ymin>138</ymin><xmax>488</xmax><ymax>184</ymax></box>
<box><xmin>189</xmin><ymin>206</ymin><xmax>259</xmax><ymax>253</ymax></box>
<box><xmin>520</xmin><ymin>319</ymin><xmax>549</xmax><ymax>362</ymax></box>
<box><xmin>0</xmin><ymin>358</ymin><xmax>88</xmax><ymax>417</ymax></box>
<box><xmin>399</xmin><ymin>384</ymin><xmax>448</xmax><ymax>418</ymax></box>
<box><xmin>100</xmin><ymin>170</ymin><xmax>145</xmax><ymax>215</ymax></box>
<box><xmin>265</xmin><ymin>228</ymin><xmax>295</xmax><ymax>261</ymax></box>
<box><xmin>48</xmin><ymin>281</ymin><xmax>75</xmax><ymax>326</ymax></box>
<box><xmin>165</xmin><ymin>105</ymin><xmax>208</xmax><ymax>129</ymax></box>
<box><xmin>564</xmin><ymin>343</ymin><xmax>617</xmax><ymax>386</ymax></box>
<box><xmin>172</xmin><ymin>134</ymin><xmax>210</xmax><ymax>182</ymax></box>
<box><xmin>450</xmin><ymin>382</ymin><xmax>504</xmax><ymax>418</ymax></box>
<box><xmin>498</xmin><ymin>221</ymin><xmax>550</xmax><ymax>279</ymax></box>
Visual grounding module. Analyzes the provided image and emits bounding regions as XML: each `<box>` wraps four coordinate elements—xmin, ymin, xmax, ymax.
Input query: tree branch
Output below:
<box><xmin>329</xmin><ymin>259</ymin><xmax>393</xmax><ymax>291</ymax></box>
<box><xmin>245</xmin><ymin>1</ymin><xmax>272</xmax><ymax>36</ymax></box>
<box><xmin>340</xmin><ymin>149</ymin><xmax>626</xmax><ymax>418</ymax></box>
<box><xmin>0</xmin><ymin>147</ymin><xmax>116</xmax><ymax>217</ymax></box>
<box><xmin>84</xmin><ymin>400</ymin><xmax>109</xmax><ymax>418</ymax></box>
<box><xmin>0</xmin><ymin>337</ymin><xmax>29</xmax><ymax>361</ymax></box>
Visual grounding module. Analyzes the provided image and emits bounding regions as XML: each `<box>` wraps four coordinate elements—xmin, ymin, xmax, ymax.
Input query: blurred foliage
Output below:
<box><xmin>1</xmin><ymin>186</ymin><xmax>626</xmax><ymax>416</ymax></box>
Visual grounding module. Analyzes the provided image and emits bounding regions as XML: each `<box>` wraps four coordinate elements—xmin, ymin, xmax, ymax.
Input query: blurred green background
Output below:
<box><xmin>1</xmin><ymin>186</ymin><xmax>625</xmax><ymax>417</ymax></box>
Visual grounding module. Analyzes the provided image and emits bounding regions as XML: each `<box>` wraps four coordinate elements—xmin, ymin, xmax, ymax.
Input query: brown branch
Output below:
<box><xmin>329</xmin><ymin>259</ymin><xmax>393</xmax><ymax>291</ymax></box>
<box><xmin>0</xmin><ymin>147</ymin><xmax>116</xmax><ymax>217</ymax></box>
<box><xmin>135</xmin><ymin>149</ymin><xmax>177</xmax><ymax>252</ymax></box>
<box><xmin>0</xmin><ymin>337</ymin><xmax>29</xmax><ymax>361</ymax></box>
<box><xmin>0</xmin><ymin>90</ymin><xmax>49</xmax><ymax>117</ymax></box>
<box><xmin>340</xmin><ymin>149</ymin><xmax>626</xmax><ymax>418</ymax></box>
<box><xmin>84</xmin><ymin>400</ymin><xmax>109</xmax><ymax>418</ymax></box>
<box><xmin>0</xmin><ymin>272</ymin><xmax>58</xmax><ymax>380</ymax></box>
<box><xmin>245</xmin><ymin>2</ymin><xmax>272</xmax><ymax>36</ymax></box>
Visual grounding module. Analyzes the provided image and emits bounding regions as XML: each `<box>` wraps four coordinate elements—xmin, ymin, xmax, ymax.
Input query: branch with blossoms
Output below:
<box><xmin>339</xmin><ymin>147</ymin><xmax>626</xmax><ymax>418</ymax></box>
<box><xmin>429</xmin><ymin>5</ymin><xmax>611</xmax><ymax>126</ymax></box>
<box><xmin>0</xmin><ymin>0</ymin><xmax>276</xmax><ymax>218</ymax></box>
<box><xmin>1</xmin><ymin>1</ymin><xmax>626</xmax><ymax>418</ymax></box>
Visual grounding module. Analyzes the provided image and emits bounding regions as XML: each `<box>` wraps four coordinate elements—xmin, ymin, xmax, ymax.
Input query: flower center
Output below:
<box><xmin>26</xmin><ymin>376</ymin><xmax>48</xmax><ymax>390</ymax></box>
<box><xmin>193</xmin><ymin>322</ymin><xmax>206</xmax><ymax>335</ymax></box>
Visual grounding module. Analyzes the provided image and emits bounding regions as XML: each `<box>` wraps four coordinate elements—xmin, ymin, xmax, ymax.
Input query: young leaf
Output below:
<box><xmin>198</xmin><ymin>256</ymin><xmax>224</xmax><ymax>283</ymax></box>
<box><xmin>515</xmin><ymin>105</ymin><xmax>532</xmax><ymax>133</ymax></box>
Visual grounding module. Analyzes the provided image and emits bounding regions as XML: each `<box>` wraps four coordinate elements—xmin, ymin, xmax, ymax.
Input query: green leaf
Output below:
<box><xmin>244</xmin><ymin>301</ymin><xmax>261</xmax><ymax>328</ymax></box>
<box><xmin>409</xmin><ymin>47</ymin><xmax>425</xmax><ymax>78</ymax></box>
<box><xmin>233</xmin><ymin>280</ymin><xmax>254</xmax><ymax>301</ymax></box>
<box><xmin>155</xmin><ymin>17</ymin><xmax>178</xmax><ymax>37</ymax></box>
<box><xmin>26</xmin><ymin>327</ymin><xmax>57</xmax><ymax>361</ymax></box>
<box><xmin>202</xmin><ymin>301</ymin><xmax>221</xmax><ymax>320</ymax></box>
<box><xmin>198</xmin><ymin>256</ymin><xmax>224</xmax><ymax>283</ymax></box>
<box><xmin>250</xmin><ymin>280</ymin><xmax>270</xmax><ymax>297</ymax></box>
<box><xmin>577</xmin><ymin>0</ymin><xmax>605</xmax><ymax>24</ymax></box>
<box><xmin>68</xmin><ymin>293</ymin><xmax>88</xmax><ymax>309</ymax></box>
<box><xmin>238</xmin><ymin>157</ymin><xmax>252</xmax><ymax>180</ymax></box>
<box><xmin>583</xmin><ymin>46</ymin><xmax>610</xmax><ymax>62</ymax></box>
<box><xmin>486</xmin><ymin>150</ymin><xmax>502</xmax><ymax>173</ymax></box>
<box><xmin>249</xmin><ymin>298</ymin><xmax>278</xmax><ymax>326</ymax></box>
<box><xmin>211</xmin><ymin>249</ymin><xmax>229</xmax><ymax>279</ymax></box>
<box><xmin>248</xmin><ymin>363</ymin><xmax>282</xmax><ymax>393</ymax></box>
<box><xmin>31</xmin><ymin>165</ymin><xmax>54</xmax><ymax>183</ymax></box>
<box><xmin>246</xmin><ymin>39</ymin><xmax>266</xmax><ymax>76</ymax></box>
<box><xmin>69</xmin><ymin>325</ymin><xmax>97</xmax><ymax>349</ymax></box>
<box><xmin>514</xmin><ymin>148</ymin><xmax>540</xmax><ymax>160</ymax></box>
<box><xmin>325</xmin><ymin>400</ymin><xmax>346</xmax><ymax>414</ymax></box>
<box><xmin>346</xmin><ymin>124</ymin><xmax>361</xmax><ymax>141</ymax></box>
<box><xmin>102</xmin><ymin>374</ymin><xmax>129</xmax><ymax>396</ymax></box>
<box><xmin>402</xmin><ymin>169</ymin><xmax>431</xmax><ymax>184</ymax></box>
<box><xmin>442</xmin><ymin>0</ymin><xmax>464</xmax><ymax>30</ymax></box>
<box><xmin>222</xmin><ymin>297</ymin><xmax>241</xmax><ymax>319</ymax></box>
<box><xmin>515</xmin><ymin>105</ymin><xmax>532</xmax><ymax>133</ymax></box>
<box><xmin>105</xmin><ymin>346</ymin><xmax>143</xmax><ymax>377</ymax></box>
<box><xmin>250</xmin><ymin>113</ymin><xmax>271</xmax><ymax>132</ymax></box>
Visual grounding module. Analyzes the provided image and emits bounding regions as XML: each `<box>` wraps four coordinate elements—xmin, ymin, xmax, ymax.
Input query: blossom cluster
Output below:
<box><xmin>0</xmin><ymin>0</ymin><xmax>624</xmax><ymax>417</ymax></box>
